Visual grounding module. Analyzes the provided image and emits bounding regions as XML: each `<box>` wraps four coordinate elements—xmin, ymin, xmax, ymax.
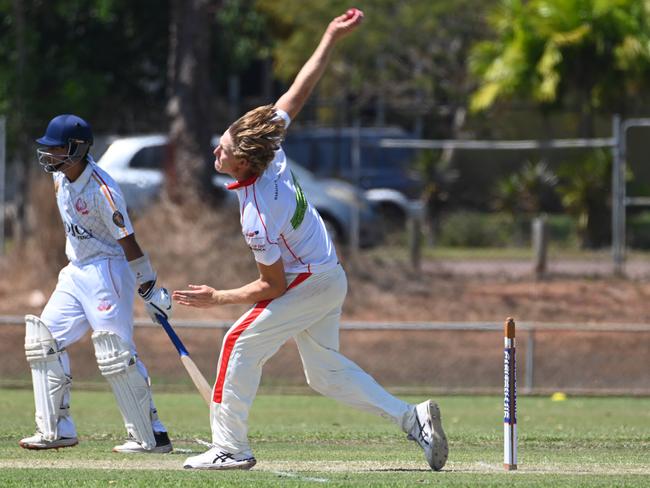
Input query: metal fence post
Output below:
<box><xmin>611</xmin><ymin>115</ymin><xmax>624</xmax><ymax>275</ymax></box>
<box><xmin>407</xmin><ymin>200</ymin><xmax>425</xmax><ymax>274</ymax></box>
<box><xmin>532</xmin><ymin>216</ymin><xmax>548</xmax><ymax>279</ymax></box>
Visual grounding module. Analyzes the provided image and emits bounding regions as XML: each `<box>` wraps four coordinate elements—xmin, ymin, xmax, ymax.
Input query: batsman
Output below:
<box><xmin>173</xmin><ymin>8</ymin><xmax>448</xmax><ymax>471</ymax></box>
<box><xmin>20</xmin><ymin>114</ymin><xmax>173</xmax><ymax>453</ymax></box>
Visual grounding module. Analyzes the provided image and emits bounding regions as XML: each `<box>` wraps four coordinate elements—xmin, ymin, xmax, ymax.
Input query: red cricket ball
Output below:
<box><xmin>345</xmin><ymin>8</ymin><xmax>357</xmax><ymax>20</ymax></box>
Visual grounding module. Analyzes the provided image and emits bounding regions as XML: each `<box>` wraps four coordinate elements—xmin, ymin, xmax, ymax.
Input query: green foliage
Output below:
<box><xmin>627</xmin><ymin>210</ymin><xmax>650</xmax><ymax>248</ymax></box>
<box><xmin>437</xmin><ymin>211</ymin><xmax>578</xmax><ymax>248</ymax></box>
<box><xmin>556</xmin><ymin>150</ymin><xmax>612</xmax><ymax>248</ymax></box>
<box><xmin>471</xmin><ymin>0</ymin><xmax>650</xmax><ymax>117</ymax></box>
<box><xmin>413</xmin><ymin>149</ymin><xmax>459</xmax><ymax>216</ymax></box>
<box><xmin>438</xmin><ymin>211</ymin><xmax>515</xmax><ymax>247</ymax></box>
<box><xmin>256</xmin><ymin>0</ymin><xmax>496</xmax><ymax>123</ymax></box>
<box><xmin>494</xmin><ymin>160</ymin><xmax>558</xmax><ymax>216</ymax></box>
<box><xmin>215</xmin><ymin>0</ymin><xmax>272</xmax><ymax>74</ymax></box>
<box><xmin>0</xmin><ymin>0</ymin><xmax>170</xmax><ymax>137</ymax></box>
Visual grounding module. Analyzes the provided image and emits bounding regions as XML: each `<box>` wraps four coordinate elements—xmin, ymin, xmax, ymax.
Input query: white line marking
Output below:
<box><xmin>272</xmin><ymin>470</ymin><xmax>329</xmax><ymax>483</ymax></box>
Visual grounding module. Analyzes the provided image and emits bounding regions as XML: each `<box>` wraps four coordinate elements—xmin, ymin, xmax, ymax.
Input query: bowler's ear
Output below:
<box><xmin>237</xmin><ymin>158</ymin><xmax>251</xmax><ymax>171</ymax></box>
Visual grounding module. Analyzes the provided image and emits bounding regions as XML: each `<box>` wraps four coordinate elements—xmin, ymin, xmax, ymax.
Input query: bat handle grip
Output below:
<box><xmin>156</xmin><ymin>314</ymin><xmax>189</xmax><ymax>357</ymax></box>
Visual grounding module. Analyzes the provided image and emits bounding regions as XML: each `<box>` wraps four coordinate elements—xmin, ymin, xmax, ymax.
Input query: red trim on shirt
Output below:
<box><xmin>253</xmin><ymin>185</ymin><xmax>277</xmax><ymax>245</ymax></box>
<box><xmin>279</xmin><ymin>233</ymin><xmax>308</xmax><ymax>271</ymax></box>
<box><xmin>227</xmin><ymin>175</ymin><xmax>258</xmax><ymax>190</ymax></box>
<box><xmin>92</xmin><ymin>171</ymin><xmax>116</xmax><ymax>203</ymax></box>
<box><xmin>212</xmin><ymin>272</ymin><xmax>312</xmax><ymax>403</ymax></box>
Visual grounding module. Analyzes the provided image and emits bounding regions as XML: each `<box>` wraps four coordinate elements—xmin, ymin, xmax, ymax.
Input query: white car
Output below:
<box><xmin>97</xmin><ymin>135</ymin><xmax>383</xmax><ymax>247</ymax></box>
<box><xmin>96</xmin><ymin>135</ymin><xmax>166</xmax><ymax>214</ymax></box>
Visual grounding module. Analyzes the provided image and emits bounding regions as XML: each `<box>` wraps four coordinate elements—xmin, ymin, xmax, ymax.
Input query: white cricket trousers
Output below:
<box><xmin>210</xmin><ymin>264</ymin><xmax>411</xmax><ymax>454</ymax></box>
<box><xmin>40</xmin><ymin>258</ymin><xmax>166</xmax><ymax>437</ymax></box>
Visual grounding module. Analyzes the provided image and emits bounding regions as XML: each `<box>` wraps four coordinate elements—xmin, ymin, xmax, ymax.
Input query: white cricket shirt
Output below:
<box><xmin>53</xmin><ymin>157</ymin><xmax>134</xmax><ymax>265</ymax></box>
<box><xmin>226</xmin><ymin>109</ymin><xmax>338</xmax><ymax>274</ymax></box>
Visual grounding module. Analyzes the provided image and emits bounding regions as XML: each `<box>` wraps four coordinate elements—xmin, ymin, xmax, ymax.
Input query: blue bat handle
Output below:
<box><xmin>155</xmin><ymin>314</ymin><xmax>189</xmax><ymax>357</ymax></box>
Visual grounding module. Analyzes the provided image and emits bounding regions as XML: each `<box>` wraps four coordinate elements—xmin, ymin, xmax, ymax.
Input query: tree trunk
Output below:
<box><xmin>166</xmin><ymin>0</ymin><xmax>217</xmax><ymax>205</ymax></box>
<box><xmin>12</xmin><ymin>0</ymin><xmax>30</xmax><ymax>243</ymax></box>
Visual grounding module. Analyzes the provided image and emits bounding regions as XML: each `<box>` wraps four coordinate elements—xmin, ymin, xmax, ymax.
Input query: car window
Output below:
<box><xmin>130</xmin><ymin>144</ymin><xmax>166</xmax><ymax>169</ymax></box>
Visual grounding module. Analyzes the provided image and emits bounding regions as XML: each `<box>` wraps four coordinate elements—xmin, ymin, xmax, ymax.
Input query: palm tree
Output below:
<box><xmin>494</xmin><ymin>160</ymin><xmax>558</xmax><ymax>245</ymax></box>
<box><xmin>471</xmin><ymin>0</ymin><xmax>650</xmax><ymax>247</ymax></box>
<box><xmin>470</xmin><ymin>0</ymin><xmax>650</xmax><ymax>136</ymax></box>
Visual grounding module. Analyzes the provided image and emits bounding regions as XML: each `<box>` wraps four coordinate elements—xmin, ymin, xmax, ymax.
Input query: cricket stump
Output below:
<box><xmin>504</xmin><ymin>317</ymin><xmax>517</xmax><ymax>470</ymax></box>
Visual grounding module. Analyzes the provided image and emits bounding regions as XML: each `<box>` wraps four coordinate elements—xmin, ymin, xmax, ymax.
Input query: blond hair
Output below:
<box><xmin>229</xmin><ymin>104</ymin><xmax>287</xmax><ymax>176</ymax></box>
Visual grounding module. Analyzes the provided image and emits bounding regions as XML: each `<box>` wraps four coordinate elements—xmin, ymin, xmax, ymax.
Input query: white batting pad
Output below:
<box><xmin>24</xmin><ymin>314</ymin><xmax>70</xmax><ymax>441</ymax></box>
<box><xmin>92</xmin><ymin>331</ymin><xmax>156</xmax><ymax>450</ymax></box>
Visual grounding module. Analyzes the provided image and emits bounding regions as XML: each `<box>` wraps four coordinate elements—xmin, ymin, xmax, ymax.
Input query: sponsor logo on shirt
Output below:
<box><xmin>74</xmin><ymin>197</ymin><xmax>89</xmax><ymax>215</ymax></box>
<box><xmin>249</xmin><ymin>243</ymin><xmax>266</xmax><ymax>252</ymax></box>
<box><xmin>112</xmin><ymin>211</ymin><xmax>126</xmax><ymax>228</ymax></box>
<box><xmin>246</xmin><ymin>232</ymin><xmax>266</xmax><ymax>252</ymax></box>
<box><xmin>64</xmin><ymin>221</ymin><xmax>93</xmax><ymax>240</ymax></box>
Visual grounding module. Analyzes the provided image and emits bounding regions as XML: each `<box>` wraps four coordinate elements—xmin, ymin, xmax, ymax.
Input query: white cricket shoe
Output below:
<box><xmin>112</xmin><ymin>431</ymin><xmax>173</xmax><ymax>454</ymax></box>
<box><xmin>407</xmin><ymin>400</ymin><xmax>448</xmax><ymax>471</ymax></box>
<box><xmin>183</xmin><ymin>446</ymin><xmax>257</xmax><ymax>470</ymax></box>
<box><xmin>19</xmin><ymin>432</ymin><xmax>78</xmax><ymax>450</ymax></box>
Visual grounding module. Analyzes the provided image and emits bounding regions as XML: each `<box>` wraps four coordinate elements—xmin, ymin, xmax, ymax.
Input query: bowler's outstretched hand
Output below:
<box><xmin>173</xmin><ymin>285</ymin><xmax>219</xmax><ymax>308</ymax></box>
<box><xmin>327</xmin><ymin>8</ymin><xmax>364</xmax><ymax>41</ymax></box>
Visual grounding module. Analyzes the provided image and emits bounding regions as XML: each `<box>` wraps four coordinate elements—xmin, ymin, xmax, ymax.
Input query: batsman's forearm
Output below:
<box><xmin>118</xmin><ymin>233</ymin><xmax>145</xmax><ymax>261</ymax></box>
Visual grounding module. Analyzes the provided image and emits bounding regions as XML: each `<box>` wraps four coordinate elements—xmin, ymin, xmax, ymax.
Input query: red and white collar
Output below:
<box><xmin>226</xmin><ymin>175</ymin><xmax>258</xmax><ymax>190</ymax></box>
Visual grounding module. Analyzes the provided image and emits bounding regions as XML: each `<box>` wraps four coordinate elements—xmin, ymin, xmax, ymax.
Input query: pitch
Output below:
<box><xmin>1</xmin><ymin>388</ymin><xmax>648</xmax><ymax>486</ymax></box>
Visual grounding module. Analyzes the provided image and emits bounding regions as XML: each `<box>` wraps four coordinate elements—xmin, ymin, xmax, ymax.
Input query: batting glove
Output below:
<box><xmin>140</xmin><ymin>282</ymin><xmax>173</xmax><ymax>322</ymax></box>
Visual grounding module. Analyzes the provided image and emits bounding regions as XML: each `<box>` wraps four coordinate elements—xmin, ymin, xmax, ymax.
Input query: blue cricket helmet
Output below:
<box><xmin>36</xmin><ymin>114</ymin><xmax>94</xmax><ymax>173</ymax></box>
<box><xmin>36</xmin><ymin>114</ymin><xmax>93</xmax><ymax>147</ymax></box>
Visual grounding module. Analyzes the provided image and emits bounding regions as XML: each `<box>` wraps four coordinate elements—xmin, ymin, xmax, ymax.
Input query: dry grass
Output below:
<box><xmin>3</xmin><ymin>188</ymin><xmax>650</xmax><ymax>324</ymax></box>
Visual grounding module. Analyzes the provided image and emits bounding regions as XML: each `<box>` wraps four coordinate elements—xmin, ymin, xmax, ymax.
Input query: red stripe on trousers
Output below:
<box><xmin>212</xmin><ymin>272</ymin><xmax>312</xmax><ymax>403</ymax></box>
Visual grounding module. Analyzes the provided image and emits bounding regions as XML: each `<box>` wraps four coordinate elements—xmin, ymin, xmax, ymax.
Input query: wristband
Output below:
<box><xmin>128</xmin><ymin>254</ymin><xmax>156</xmax><ymax>287</ymax></box>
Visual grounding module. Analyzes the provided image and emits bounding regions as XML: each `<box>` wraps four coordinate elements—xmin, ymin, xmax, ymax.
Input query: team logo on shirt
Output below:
<box><xmin>112</xmin><ymin>211</ymin><xmax>126</xmax><ymax>228</ymax></box>
<box><xmin>74</xmin><ymin>197</ymin><xmax>89</xmax><ymax>215</ymax></box>
<box><xmin>97</xmin><ymin>299</ymin><xmax>113</xmax><ymax>312</ymax></box>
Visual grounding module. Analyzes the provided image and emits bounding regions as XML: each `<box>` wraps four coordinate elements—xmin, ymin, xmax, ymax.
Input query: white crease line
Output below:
<box><xmin>272</xmin><ymin>470</ymin><xmax>329</xmax><ymax>483</ymax></box>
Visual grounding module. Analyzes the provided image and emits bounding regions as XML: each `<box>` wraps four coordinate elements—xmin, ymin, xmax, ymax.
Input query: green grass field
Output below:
<box><xmin>0</xmin><ymin>388</ymin><xmax>648</xmax><ymax>487</ymax></box>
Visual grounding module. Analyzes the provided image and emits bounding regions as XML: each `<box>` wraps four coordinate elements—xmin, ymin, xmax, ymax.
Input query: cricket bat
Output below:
<box><xmin>154</xmin><ymin>314</ymin><xmax>212</xmax><ymax>405</ymax></box>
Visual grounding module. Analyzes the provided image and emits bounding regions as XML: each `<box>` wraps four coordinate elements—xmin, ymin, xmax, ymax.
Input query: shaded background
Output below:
<box><xmin>1</xmin><ymin>0</ymin><xmax>650</xmax><ymax>395</ymax></box>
